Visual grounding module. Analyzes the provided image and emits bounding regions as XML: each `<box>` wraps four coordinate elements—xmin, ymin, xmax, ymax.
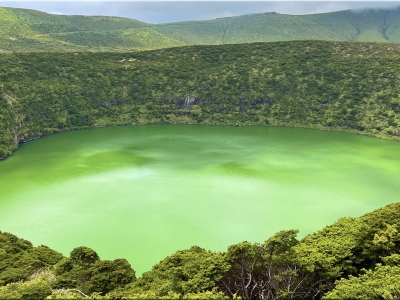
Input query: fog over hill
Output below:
<box><xmin>1</xmin><ymin>5</ymin><xmax>400</xmax><ymax>52</ymax></box>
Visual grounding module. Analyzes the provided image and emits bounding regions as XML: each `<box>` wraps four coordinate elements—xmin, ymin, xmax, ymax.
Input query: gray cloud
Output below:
<box><xmin>0</xmin><ymin>1</ymin><xmax>400</xmax><ymax>24</ymax></box>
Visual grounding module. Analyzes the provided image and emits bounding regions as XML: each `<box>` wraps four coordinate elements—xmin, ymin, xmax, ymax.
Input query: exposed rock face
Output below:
<box><xmin>184</xmin><ymin>96</ymin><xmax>196</xmax><ymax>110</ymax></box>
<box><xmin>4</xmin><ymin>95</ymin><xmax>13</xmax><ymax>107</ymax></box>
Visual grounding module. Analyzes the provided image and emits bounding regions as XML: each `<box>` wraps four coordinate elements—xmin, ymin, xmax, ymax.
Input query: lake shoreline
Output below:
<box><xmin>1</xmin><ymin>121</ymin><xmax>398</xmax><ymax>162</ymax></box>
<box><xmin>1</xmin><ymin>124</ymin><xmax>400</xmax><ymax>275</ymax></box>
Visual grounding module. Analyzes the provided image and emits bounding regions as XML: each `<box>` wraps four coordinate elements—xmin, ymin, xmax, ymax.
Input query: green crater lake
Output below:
<box><xmin>1</xmin><ymin>125</ymin><xmax>400</xmax><ymax>274</ymax></box>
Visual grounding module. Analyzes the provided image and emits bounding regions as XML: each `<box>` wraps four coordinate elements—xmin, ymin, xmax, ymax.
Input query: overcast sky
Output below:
<box><xmin>0</xmin><ymin>1</ymin><xmax>399</xmax><ymax>24</ymax></box>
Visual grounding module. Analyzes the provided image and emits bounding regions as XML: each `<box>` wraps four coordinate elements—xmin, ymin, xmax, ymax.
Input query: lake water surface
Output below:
<box><xmin>1</xmin><ymin>125</ymin><xmax>400</xmax><ymax>274</ymax></box>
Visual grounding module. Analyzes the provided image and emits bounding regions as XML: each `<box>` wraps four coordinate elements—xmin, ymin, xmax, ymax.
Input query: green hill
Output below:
<box><xmin>1</xmin><ymin>40</ymin><xmax>399</xmax><ymax>159</ymax></box>
<box><xmin>154</xmin><ymin>7</ymin><xmax>400</xmax><ymax>45</ymax></box>
<box><xmin>0</xmin><ymin>6</ymin><xmax>186</xmax><ymax>52</ymax></box>
<box><xmin>3</xmin><ymin>6</ymin><xmax>400</xmax><ymax>51</ymax></box>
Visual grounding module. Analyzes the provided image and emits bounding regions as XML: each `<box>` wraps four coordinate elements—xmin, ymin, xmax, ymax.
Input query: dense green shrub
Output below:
<box><xmin>53</xmin><ymin>247</ymin><xmax>135</xmax><ymax>295</ymax></box>
<box><xmin>0</xmin><ymin>231</ymin><xmax>63</xmax><ymax>285</ymax></box>
<box><xmin>1</xmin><ymin>203</ymin><xmax>400</xmax><ymax>299</ymax></box>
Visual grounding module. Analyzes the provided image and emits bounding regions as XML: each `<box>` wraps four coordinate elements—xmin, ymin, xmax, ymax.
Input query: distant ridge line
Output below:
<box><xmin>1</xmin><ymin>5</ymin><xmax>400</xmax><ymax>52</ymax></box>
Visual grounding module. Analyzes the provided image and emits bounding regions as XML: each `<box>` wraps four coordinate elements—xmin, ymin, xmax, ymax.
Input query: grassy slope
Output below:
<box><xmin>2</xmin><ymin>6</ymin><xmax>400</xmax><ymax>51</ymax></box>
<box><xmin>0</xmin><ymin>6</ymin><xmax>157</xmax><ymax>52</ymax></box>
<box><xmin>0</xmin><ymin>40</ymin><xmax>399</xmax><ymax>159</ymax></box>
<box><xmin>153</xmin><ymin>12</ymin><xmax>346</xmax><ymax>45</ymax></box>
<box><xmin>154</xmin><ymin>8</ymin><xmax>400</xmax><ymax>45</ymax></box>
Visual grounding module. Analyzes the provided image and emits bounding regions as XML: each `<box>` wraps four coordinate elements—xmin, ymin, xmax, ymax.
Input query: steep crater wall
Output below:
<box><xmin>1</xmin><ymin>41</ymin><xmax>400</xmax><ymax>159</ymax></box>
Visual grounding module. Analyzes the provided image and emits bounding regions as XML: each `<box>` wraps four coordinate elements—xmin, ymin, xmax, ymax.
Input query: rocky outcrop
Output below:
<box><xmin>183</xmin><ymin>96</ymin><xmax>196</xmax><ymax>110</ymax></box>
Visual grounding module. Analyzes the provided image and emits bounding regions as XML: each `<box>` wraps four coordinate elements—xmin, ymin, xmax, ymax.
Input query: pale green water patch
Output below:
<box><xmin>0</xmin><ymin>125</ymin><xmax>400</xmax><ymax>274</ymax></box>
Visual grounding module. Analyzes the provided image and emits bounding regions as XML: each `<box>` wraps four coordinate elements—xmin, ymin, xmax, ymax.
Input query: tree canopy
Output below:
<box><xmin>1</xmin><ymin>203</ymin><xmax>400</xmax><ymax>299</ymax></box>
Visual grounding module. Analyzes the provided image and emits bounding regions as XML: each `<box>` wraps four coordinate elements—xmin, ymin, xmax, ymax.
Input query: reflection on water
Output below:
<box><xmin>0</xmin><ymin>125</ymin><xmax>400</xmax><ymax>274</ymax></box>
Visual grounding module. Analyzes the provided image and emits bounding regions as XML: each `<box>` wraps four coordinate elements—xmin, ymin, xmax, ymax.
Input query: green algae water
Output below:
<box><xmin>1</xmin><ymin>125</ymin><xmax>400</xmax><ymax>274</ymax></box>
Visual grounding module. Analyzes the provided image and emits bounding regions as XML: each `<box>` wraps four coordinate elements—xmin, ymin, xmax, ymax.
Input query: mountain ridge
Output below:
<box><xmin>2</xmin><ymin>6</ymin><xmax>400</xmax><ymax>51</ymax></box>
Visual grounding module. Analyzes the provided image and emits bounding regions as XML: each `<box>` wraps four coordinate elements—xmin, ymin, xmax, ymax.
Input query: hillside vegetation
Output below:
<box><xmin>1</xmin><ymin>40</ymin><xmax>400</xmax><ymax>159</ymax></box>
<box><xmin>1</xmin><ymin>202</ymin><xmax>400</xmax><ymax>299</ymax></box>
<box><xmin>1</xmin><ymin>7</ymin><xmax>400</xmax><ymax>300</ymax></box>
<box><xmin>3</xmin><ymin>6</ymin><xmax>400</xmax><ymax>51</ymax></box>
